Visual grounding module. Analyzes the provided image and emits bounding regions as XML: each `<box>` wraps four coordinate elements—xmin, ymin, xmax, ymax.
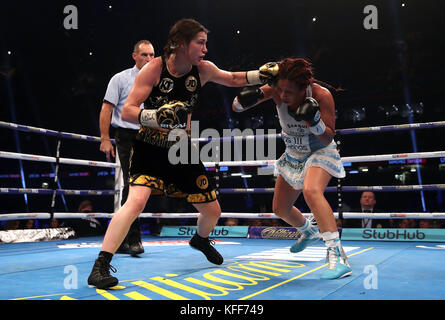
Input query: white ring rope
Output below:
<box><xmin>190</xmin><ymin>121</ymin><xmax>445</xmax><ymax>142</ymax></box>
<box><xmin>0</xmin><ymin>120</ymin><xmax>114</xmax><ymax>144</ymax></box>
<box><xmin>0</xmin><ymin>151</ymin><xmax>119</xmax><ymax>168</ymax></box>
<box><xmin>3</xmin><ymin>120</ymin><xmax>444</xmax><ymax>144</ymax></box>
<box><xmin>1</xmin><ymin>212</ymin><xmax>445</xmax><ymax>221</ymax></box>
<box><xmin>202</xmin><ymin>150</ymin><xmax>445</xmax><ymax>167</ymax></box>
<box><xmin>3</xmin><ymin>148</ymin><xmax>444</xmax><ymax>169</ymax></box>
<box><xmin>0</xmin><ymin>188</ymin><xmax>119</xmax><ymax>196</ymax></box>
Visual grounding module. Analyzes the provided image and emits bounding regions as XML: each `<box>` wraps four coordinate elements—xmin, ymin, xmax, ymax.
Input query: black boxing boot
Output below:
<box><xmin>128</xmin><ymin>230</ymin><xmax>144</xmax><ymax>256</ymax></box>
<box><xmin>128</xmin><ymin>219</ymin><xmax>144</xmax><ymax>256</ymax></box>
<box><xmin>189</xmin><ymin>233</ymin><xmax>223</xmax><ymax>265</ymax></box>
<box><xmin>116</xmin><ymin>236</ymin><xmax>130</xmax><ymax>254</ymax></box>
<box><xmin>87</xmin><ymin>251</ymin><xmax>118</xmax><ymax>289</ymax></box>
<box><xmin>116</xmin><ymin>220</ymin><xmax>144</xmax><ymax>256</ymax></box>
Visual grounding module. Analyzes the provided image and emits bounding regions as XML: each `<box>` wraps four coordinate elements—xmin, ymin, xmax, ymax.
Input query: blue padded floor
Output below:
<box><xmin>1</xmin><ymin>236</ymin><xmax>444</xmax><ymax>300</ymax></box>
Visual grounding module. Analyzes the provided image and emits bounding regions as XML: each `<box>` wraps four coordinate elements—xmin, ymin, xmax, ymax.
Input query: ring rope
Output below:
<box><xmin>192</xmin><ymin>121</ymin><xmax>445</xmax><ymax>142</ymax></box>
<box><xmin>202</xmin><ymin>150</ymin><xmax>445</xmax><ymax>167</ymax></box>
<box><xmin>336</xmin><ymin>121</ymin><xmax>445</xmax><ymax>135</ymax></box>
<box><xmin>0</xmin><ymin>121</ymin><xmax>114</xmax><ymax>144</ymax></box>
<box><xmin>3</xmin><ymin>149</ymin><xmax>443</xmax><ymax>169</ymax></box>
<box><xmin>217</xmin><ymin>184</ymin><xmax>445</xmax><ymax>193</ymax></box>
<box><xmin>0</xmin><ymin>188</ymin><xmax>119</xmax><ymax>196</ymax></box>
<box><xmin>0</xmin><ymin>151</ymin><xmax>119</xmax><ymax>168</ymax></box>
<box><xmin>2</xmin><ymin>120</ymin><xmax>444</xmax><ymax>144</ymax></box>
<box><xmin>1</xmin><ymin>212</ymin><xmax>445</xmax><ymax>221</ymax></box>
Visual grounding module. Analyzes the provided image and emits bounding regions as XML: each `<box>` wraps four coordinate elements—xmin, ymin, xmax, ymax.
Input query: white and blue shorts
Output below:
<box><xmin>274</xmin><ymin>142</ymin><xmax>345</xmax><ymax>190</ymax></box>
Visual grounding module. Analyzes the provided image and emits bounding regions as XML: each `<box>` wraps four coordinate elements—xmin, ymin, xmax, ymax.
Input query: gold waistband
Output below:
<box><xmin>136</xmin><ymin>127</ymin><xmax>190</xmax><ymax>148</ymax></box>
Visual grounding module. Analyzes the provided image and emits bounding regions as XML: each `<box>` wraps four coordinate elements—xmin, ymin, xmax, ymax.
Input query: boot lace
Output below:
<box><xmin>99</xmin><ymin>260</ymin><xmax>117</xmax><ymax>276</ymax></box>
<box><xmin>326</xmin><ymin>247</ymin><xmax>338</xmax><ymax>270</ymax></box>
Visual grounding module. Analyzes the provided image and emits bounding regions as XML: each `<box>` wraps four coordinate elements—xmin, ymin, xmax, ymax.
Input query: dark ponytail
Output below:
<box><xmin>313</xmin><ymin>79</ymin><xmax>345</xmax><ymax>93</ymax></box>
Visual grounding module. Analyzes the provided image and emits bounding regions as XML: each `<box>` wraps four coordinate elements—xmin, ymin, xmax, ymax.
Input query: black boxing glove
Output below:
<box><xmin>232</xmin><ymin>86</ymin><xmax>264</xmax><ymax>112</ymax></box>
<box><xmin>290</xmin><ymin>97</ymin><xmax>326</xmax><ymax>135</ymax></box>
<box><xmin>139</xmin><ymin>101</ymin><xmax>188</xmax><ymax>129</ymax></box>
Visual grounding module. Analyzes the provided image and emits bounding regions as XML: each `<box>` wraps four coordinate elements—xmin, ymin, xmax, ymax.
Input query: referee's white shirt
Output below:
<box><xmin>103</xmin><ymin>65</ymin><xmax>144</xmax><ymax>130</ymax></box>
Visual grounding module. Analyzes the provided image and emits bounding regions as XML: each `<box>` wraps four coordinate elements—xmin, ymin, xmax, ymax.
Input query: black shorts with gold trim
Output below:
<box><xmin>129</xmin><ymin>134</ymin><xmax>217</xmax><ymax>204</ymax></box>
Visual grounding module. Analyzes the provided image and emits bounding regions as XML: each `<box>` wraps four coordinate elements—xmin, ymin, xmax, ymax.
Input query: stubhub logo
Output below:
<box><xmin>161</xmin><ymin>226</ymin><xmax>249</xmax><ymax>238</ymax></box>
<box><xmin>341</xmin><ymin>228</ymin><xmax>445</xmax><ymax>242</ymax></box>
<box><xmin>178</xmin><ymin>226</ymin><xmax>229</xmax><ymax>236</ymax></box>
<box><xmin>362</xmin><ymin>229</ymin><xmax>425</xmax><ymax>240</ymax></box>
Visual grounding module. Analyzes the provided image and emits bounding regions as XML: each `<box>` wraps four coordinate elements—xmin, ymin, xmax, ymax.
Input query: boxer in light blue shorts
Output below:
<box><xmin>232</xmin><ymin>58</ymin><xmax>351</xmax><ymax>280</ymax></box>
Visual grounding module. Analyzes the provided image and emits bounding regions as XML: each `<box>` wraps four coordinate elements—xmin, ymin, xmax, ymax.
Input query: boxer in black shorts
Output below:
<box><xmin>129</xmin><ymin>139</ymin><xmax>217</xmax><ymax>203</ymax></box>
<box><xmin>88</xmin><ymin>18</ymin><xmax>278</xmax><ymax>289</ymax></box>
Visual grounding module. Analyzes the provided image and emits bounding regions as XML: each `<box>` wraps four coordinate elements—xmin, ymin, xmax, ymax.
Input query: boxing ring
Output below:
<box><xmin>2</xmin><ymin>237</ymin><xmax>445</xmax><ymax>300</ymax></box>
<box><xmin>1</xmin><ymin>120</ymin><xmax>445</xmax><ymax>301</ymax></box>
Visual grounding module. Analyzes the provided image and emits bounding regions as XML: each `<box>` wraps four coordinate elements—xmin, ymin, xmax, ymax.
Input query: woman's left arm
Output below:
<box><xmin>315</xmin><ymin>88</ymin><xmax>336</xmax><ymax>145</ymax></box>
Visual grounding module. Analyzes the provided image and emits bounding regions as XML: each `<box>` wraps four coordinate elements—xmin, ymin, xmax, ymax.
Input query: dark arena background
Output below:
<box><xmin>1</xmin><ymin>0</ymin><xmax>444</xmax><ymax>308</ymax></box>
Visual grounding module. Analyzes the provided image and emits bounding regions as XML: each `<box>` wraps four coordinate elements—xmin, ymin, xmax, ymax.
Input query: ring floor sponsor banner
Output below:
<box><xmin>341</xmin><ymin>228</ymin><xmax>445</xmax><ymax>242</ymax></box>
<box><xmin>160</xmin><ymin>226</ymin><xmax>249</xmax><ymax>238</ymax></box>
<box><xmin>248</xmin><ymin>227</ymin><xmax>300</xmax><ymax>239</ymax></box>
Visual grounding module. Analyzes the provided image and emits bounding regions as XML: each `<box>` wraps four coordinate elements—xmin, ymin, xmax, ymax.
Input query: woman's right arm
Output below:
<box><xmin>232</xmin><ymin>84</ymin><xmax>277</xmax><ymax>112</ymax></box>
